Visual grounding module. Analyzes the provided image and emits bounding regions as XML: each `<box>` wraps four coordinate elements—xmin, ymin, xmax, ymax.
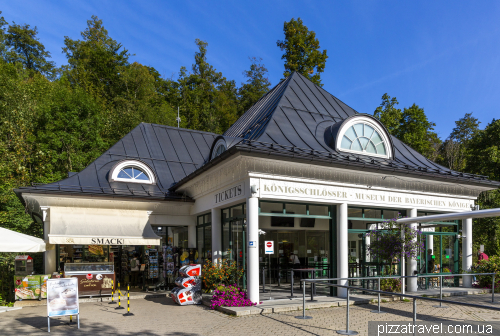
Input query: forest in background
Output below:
<box><xmin>0</xmin><ymin>14</ymin><xmax>498</xmax><ymax>303</ymax></box>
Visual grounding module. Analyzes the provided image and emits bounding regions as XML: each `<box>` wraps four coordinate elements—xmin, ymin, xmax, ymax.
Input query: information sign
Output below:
<box><xmin>47</xmin><ymin>278</ymin><xmax>79</xmax><ymax>317</ymax></box>
<box><xmin>265</xmin><ymin>241</ymin><xmax>274</xmax><ymax>254</ymax></box>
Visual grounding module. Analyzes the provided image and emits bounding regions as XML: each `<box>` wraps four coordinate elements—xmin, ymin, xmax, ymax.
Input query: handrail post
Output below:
<box><xmin>413</xmin><ymin>297</ymin><xmax>417</xmax><ymax>323</ymax></box>
<box><xmin>336</xmin><ymin>288</ymin><xmax>358</xmax><ymax>335</ymax></box>
<box><xmin>433</xmin><ymin>275</ymin><xmax>447</xmax><ymax>308</ymax></box>
<box><xmin>371</xmin><ymin>277</ymin><xmax>385</xmax><ymax>314</ymax></box>
<box><xmin>492</xmin><ymin>274</ymin><xmax>496</xmax><ymax>303</ymax></box>
<box><xmin>262</xmin><ymin>267</ymin><xmax>266</xmax><ymax>293</ymax></box>
<box><xmin>295</xmin><ymin>280</ymin><xmax>312</xmax><ymax>320</ymax></box>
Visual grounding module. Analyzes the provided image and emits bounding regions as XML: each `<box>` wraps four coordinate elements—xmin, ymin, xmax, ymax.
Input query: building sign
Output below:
<box><xmin>214</xmin><ymin>183</ymin><xmax>244</xmax><ymax>204</ymax></box>
<box><xmin>260</xmin><ymin>180</ymin><xmax>474</xmax><ymax>211</ymax></box>
<box><xmin>90</xmin><ymin>238</ymin><xmax>124</xmax><ymax>245</ymax></box>
<box><xmin>248</xmin><ymin>241</ymin><xmax>257</xmax><ymax>248</ymax></box>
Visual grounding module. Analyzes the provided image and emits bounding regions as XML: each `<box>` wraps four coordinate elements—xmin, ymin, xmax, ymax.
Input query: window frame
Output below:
<box><xmin>337</xmin><ymin>116</ymin><xmax>392</xmax><ymax>159</ymax></box>
<box><xmin>109</xmin><ymin>160</ymin><xmax>156</xmax><ymax>184</ymax></box>
<box><xmin>211</xmin><ymin>138</ymin><xmax>227</xmax><ymax>160</ymax></box>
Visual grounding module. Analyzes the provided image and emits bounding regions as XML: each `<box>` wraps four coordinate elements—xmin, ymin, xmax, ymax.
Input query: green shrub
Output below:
<box><xmin>470</xmin><ymin>256</ymin><xmax>500</xmax><ymax>292</ymax></box>
<box><xmin>201</xmin><ymin>259</ymin><xmax>244</xmax><ymax>292</ymax></box>
<box><xmin>380</xmin><ymin>278</ymin><xmax>401</xmax><ymax>293</ymax></box>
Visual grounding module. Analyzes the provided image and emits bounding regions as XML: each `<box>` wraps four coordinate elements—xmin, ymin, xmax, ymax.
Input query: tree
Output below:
<box><xmin>177</xmin><ymin>39</ymin><xmax>238</xmax><ymax>134</ymax></box>
<box><xmin>277</xmin><ymin>18</ymin><xmax>328</xmax><ymax>86</ymax></box>
<box><xmin>62</xmin><ymin>15</ymin><xmax>130</xmax><ymax>100</ymax></box>
<box><xmin>0</xmin><ymin>12</ymin><xmax>7</xmax><ymax>61</ymax></box>
<box><xmin>3</xmin><ymin>21</ymin><xmax>55</xmax><ymax>79</ymax></box>
<box><xmin>465</xmin><ymin>119</ymin><xmax>500</xmax><ymax>256</ymax></box>
<box><xmin>440</xmin><ymin>113</ymin><xmax>480</xmax><ymax>171</ymax></box>
<box><xmin>373</xmin><ymin>93</ymin><xmax>403</xmax><ymax>134</ymax></box>
<box><xmin>374</xmin><ymin>94</ymin><xmax>441</xmax><ymax>159</ymax></box>
<box><xmin>238</xmin><ymin>57</ymin><xmax>271</xmax><ymax>116</ymax></box>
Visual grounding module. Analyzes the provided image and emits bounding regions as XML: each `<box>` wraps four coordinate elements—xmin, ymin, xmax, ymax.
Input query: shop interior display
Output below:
<box><xmin>162</xmin><ymin>246</ymin><xmax>199</xmax><ymax>290</ymax></box>
<box><xmin>171</xmin><ymin>264</ymin><xmax>202</xmax><ymax>305</ymax></box>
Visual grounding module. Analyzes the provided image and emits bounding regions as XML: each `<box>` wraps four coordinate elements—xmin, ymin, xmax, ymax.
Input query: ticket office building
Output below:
<box><xmin>16</xmin><ymin>72</ymin><xmax>500</xmax><ymax>302</ymax></box>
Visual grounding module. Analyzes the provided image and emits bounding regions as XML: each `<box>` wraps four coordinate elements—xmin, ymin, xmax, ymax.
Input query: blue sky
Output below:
<box><xmin>3</xmin><ymin>1</ymin><xmax>500</xmax><ymax>138</ymax></box>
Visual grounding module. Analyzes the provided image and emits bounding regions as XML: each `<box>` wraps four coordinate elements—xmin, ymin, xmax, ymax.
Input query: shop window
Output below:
<box><xmin>260</xmin><ymin>202</ymin><xmax>283</xmax><ymax>213</ymax></box>
<box><xmin>285</xmin><ymin>203</ymin><xmax>306</xmax><ymax>215</ymax></box>
<box><xmin>231</xmin><ymin>205</ymin><xmax>244</xmax><ymax>217</ymax></box>
<box><xmin>109</xmin><ymin>160</ymin><xmax>155</xmax><ymax>184</ymax></box>
<box><xmin>196</xmin><ymin>213</ymin><xmax>212</xmax><ymax>263</ymax></box>
<box><xmin>348</xmin><ymin>208</ymin><xmax>363</xmax><ymax>218</ymax></box>
<box><xmin>271</xmin><ymin>212</ymin><xmax>294</xmax><ymax>227</ymax></box>
<box><xmin>383</xmin><ymin>210</ymin><xmax>400</xmax><ymax>220</ymax></box>
<box><xmin>364</xmin><ymin>209</ymin><xmax>382</xmax><ymax>219</ymax></box>
<box><xmin>309</xmin><ymin>205</ymin><xmax>328</xmax><ymax>216</ymax></box>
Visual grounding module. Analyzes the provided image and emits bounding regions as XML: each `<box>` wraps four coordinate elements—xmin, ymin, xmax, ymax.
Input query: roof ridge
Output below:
<box><xmin>146</xmin><ymin>123</ymin><xmax>220</xmax><ymax>136</ymax></box>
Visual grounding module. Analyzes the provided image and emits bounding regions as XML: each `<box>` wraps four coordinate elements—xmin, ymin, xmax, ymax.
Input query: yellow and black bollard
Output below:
<box><xmin>123</xmin><ymin>283</ymin><xmax>134</xmax><ymax>316</ymax></box>
<box><xmin>115</xmin><ymin>282</ymin><xmax>124</xmax><ymax>310</ymax></box>
<box><xmin>109</xmin><ymin>279</ymin><xmax>116</xmax><ymax>304</ymax></box>
<box><xmin>69</xmin><ymin>315</ymin><xmax>72</xmax><ymax>324</ymax></box>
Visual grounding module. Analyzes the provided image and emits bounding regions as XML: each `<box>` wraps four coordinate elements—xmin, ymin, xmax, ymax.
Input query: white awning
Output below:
<box><xmin>48</xmin><ymin>207</ymin><xmax>160</xmax><ymax>245</ymax></box>
<box><xmin>0</xmin><ymin>227</ymin><xmax>46</xmax><ymax>252</ymax></box>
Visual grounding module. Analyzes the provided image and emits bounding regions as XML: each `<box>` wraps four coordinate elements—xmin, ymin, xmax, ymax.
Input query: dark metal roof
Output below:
<box><xmin>15</xmin><ymin>123</ymin><xmax>218</xmax><ymax>201</ymax></box>
<box><xmin>16</xmin><ymin>72</ymin><xmax>500</xmax><ymax>203</ymax></box>
<box><xmin>174</xmin><ymin>72</ymin><xmax>500</xmax><ymax>189</ymax></box>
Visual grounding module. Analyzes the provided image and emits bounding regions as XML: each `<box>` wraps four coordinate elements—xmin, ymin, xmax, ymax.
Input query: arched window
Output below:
<box><xmin>336</xmin><ymin>117</ymin><xmax>392</xmax><ymax>159</ymax></box>
<box><xmin>211</xmin><ymin>138</ymin><xmax>227</xmax><ymax>160</ymax></box>
<box><xmin>109</xmin><ymin>160</ymin><xmax>156</xmax><ymax>184</ymax></box>
<box><xmin>117</xmin><ymin>167</ymin><xmax>151</xmax><ymax>182</ymax></box>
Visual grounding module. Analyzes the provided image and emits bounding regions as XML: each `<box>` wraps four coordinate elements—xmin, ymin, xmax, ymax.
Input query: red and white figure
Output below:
<box><xmin>172</xmin><ymin>264</ymin><xmax>202</xmax><ymax>306</ymax></box>
<box><xmin>179</xmin><ymin>264</ymin><xmax>201</xmax><ymax>277</ymax></box>
<box><xmin>86</xmin><ymin>274</ymin><xmax>93</xmax><ymax>280</ymax></box>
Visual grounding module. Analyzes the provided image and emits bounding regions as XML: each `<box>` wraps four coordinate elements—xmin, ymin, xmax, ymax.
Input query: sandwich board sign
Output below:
<box><xmin>47</xmin><ymin>277</ymin><xmax>80</xmax><ymax>331</ymax></box>
<box><xmin>265</xmin><ymin>241</ymin><xmax>274</xmax><ymax>254</ymax></box>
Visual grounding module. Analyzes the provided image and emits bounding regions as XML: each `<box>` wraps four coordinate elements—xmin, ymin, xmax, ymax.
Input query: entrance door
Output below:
<box><xmin>229</xmin><ymin>219</ymin><xmax>246</xmax><ymax>288</ymax></box>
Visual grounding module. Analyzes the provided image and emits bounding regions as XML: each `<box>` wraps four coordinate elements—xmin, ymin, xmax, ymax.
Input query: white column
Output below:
<box><xmin>337</xmin><ymin>203</ymin><xmax>348</xmax><ymax>298</ymax></box>
<box><xmin>427</xmin><ymin>235</ymin><xmax>434</xmax><ymax>254</ymax></box>
<box><xmin>401</xmin><ymin>225</ymin><xmax>405</xmax><ymax>294</ymax></box>
<box><xmin>462</xmin><ymin>218</ymin><xmax>473</xmax><ymax>287</ymax></box>
<box><xmin>406</xmin><ymin>208</ymin><xmax>418</xmax><ymax>292</ymax></box>
<box><xmin>211</xmin><ymin>208</ymin><xmax>222</xmax><ymax>264</ymax></box>
<box><xmin>188</xmin><ymin>225</ymin><xmax>196</xmax><ymax>248</ymax></box>
<box><xmin>42</xmin><ymin>207</ymin><xmax>56</xmax><ymax>275</ymax></box>
<box><xmin>247</xmin><ymin>196</ymin><xmax>259</xmax><ymax>303</ymax></box>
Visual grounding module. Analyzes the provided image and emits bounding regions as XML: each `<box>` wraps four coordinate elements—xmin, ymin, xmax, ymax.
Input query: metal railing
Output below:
<box><xmin>295</xmin><ymin>273</ymin><xmax>497</xmax><ymax>335</ymax></box>
<box><xmin>305</xmin><ymin>273</ymin><xmax>496</xmax><ymax>305</ymax></box>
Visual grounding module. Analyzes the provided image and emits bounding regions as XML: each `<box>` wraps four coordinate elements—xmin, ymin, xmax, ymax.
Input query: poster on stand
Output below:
<box><xmin>47</xmin><ymin>278</ymin><xmax>79</xmax><ymax>317</ymax></box>
<box><xmin>14</xmin><ymin>275</ymin><xmax>40</xmax><ymax>300</ymax></box>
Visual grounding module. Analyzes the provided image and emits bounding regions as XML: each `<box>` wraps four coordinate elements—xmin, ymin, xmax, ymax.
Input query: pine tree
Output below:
<box><xmin>277</xmin><ymin>18</ymin><xmax>328</xmax><ymax>86</ymax></box>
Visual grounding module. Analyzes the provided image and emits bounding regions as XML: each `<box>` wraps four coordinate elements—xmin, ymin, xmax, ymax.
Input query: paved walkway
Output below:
<box><xmin>2</xmin><ymin>293</ymin><xmax>500</xmax><ymax>335</ymax></box>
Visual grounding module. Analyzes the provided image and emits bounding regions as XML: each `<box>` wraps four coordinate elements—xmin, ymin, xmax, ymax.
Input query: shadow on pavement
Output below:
<box><xmin>7</xmin><ymin>317</ymin><xmax>201</xmax><ymax>336</ymax></box>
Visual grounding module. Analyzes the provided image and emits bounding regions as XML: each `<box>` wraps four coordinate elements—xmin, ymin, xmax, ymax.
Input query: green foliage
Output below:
<box><xmin>0</xmin><ymin>253</ymin><xmax>15</xmax><ymax>305</ymax></box>
<box><xmin>4</xmin><ymin>23</ymin><xmax>56</xmax><ymax>79</ymax></box>
<box><xmin>470</xmin><ymin>256</ymin><xmax>500</xmax><ymax>292</ymax></box>
<box><xmin>62</xmin><ymin>15</ymin><xmax>131</xmax><ymax>101</ymax></box>
<box><xmin>380</xmin><ymin>278</ymin><xmax>401</xmax><ymax>293</ymax></box>
<box><xmin>238</xmin><ymin>57</ymin><xmax>271</xmax><ymax>116</ymax></box>
<box><xmin>374</xmin><ymin>94</ymin><xmax>441</xmax><ymax>159</ymax></box>
<box><xmin>277</xmin><ymin>18</ymin><xmax>328</xmax><ymax>86</ymax></box>
<box><xmin>465</xmin><ymin>119</ymin><xmax>500</xmax><ymax>256</ymax></box>
<box><xmin>176</xmin><ymin>39</ymin><xmax>239</xmax><ymax>134</ymax></box>
<box><xmin>201</xmin><ymin>259</ymin><xmax>245</xmax><ymax>292</ymax></box>
<box><xmin>439</xmin><ymin>113</ymin><xmax>480</xmax><ymax>171</ymax></box>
